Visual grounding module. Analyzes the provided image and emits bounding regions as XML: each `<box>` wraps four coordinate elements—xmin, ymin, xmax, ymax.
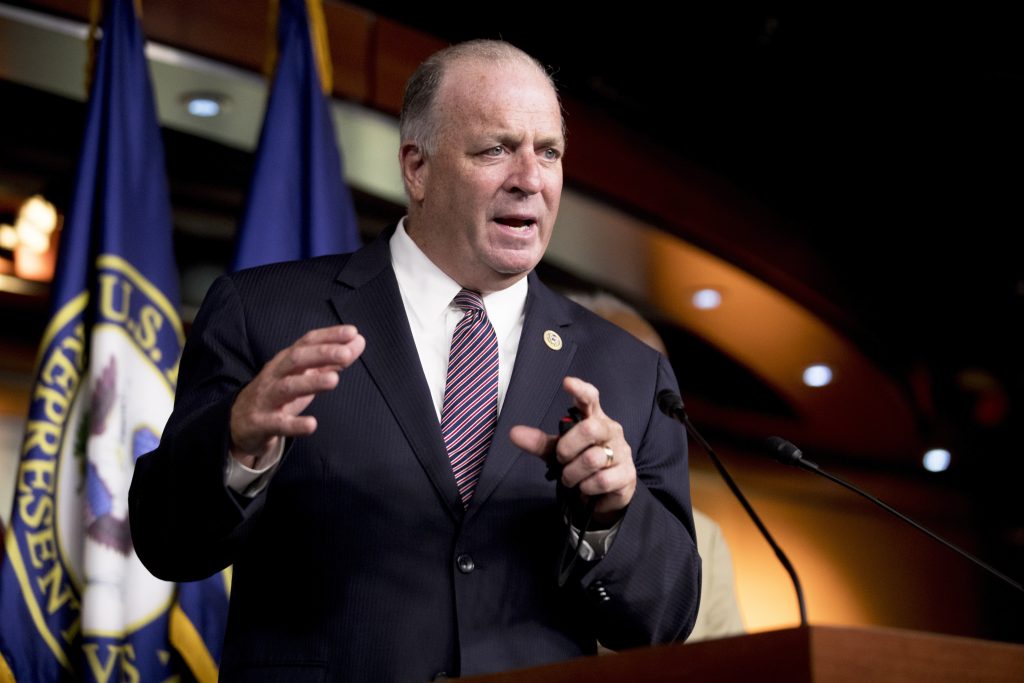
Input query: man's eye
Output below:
<box><xmin>484</xmin><ymin>146</ymin><xmax>504</xmax><ymax>156</ymax></box>
<box><xmin>542</xmin><ymin>148</ymin><xmax>560</xmax><ymax>160</ymax></box>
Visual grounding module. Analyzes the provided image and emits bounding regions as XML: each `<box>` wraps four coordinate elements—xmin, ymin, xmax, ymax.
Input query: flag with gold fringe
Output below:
<box><xmin>232</xmin><ymin>0</ymin><xmax>361</xmax><ymax>270</ymax></box>
<box><xmin>0</xmin><ymin>0</ymin><xmax>224</xmax><ymax>680</ymax></box>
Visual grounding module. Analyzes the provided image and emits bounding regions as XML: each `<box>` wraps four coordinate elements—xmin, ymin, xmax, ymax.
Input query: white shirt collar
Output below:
<box><xmin>390</xmin><ymin>218</ymin><xmax>528</xmax><ymax>338</ymax></box>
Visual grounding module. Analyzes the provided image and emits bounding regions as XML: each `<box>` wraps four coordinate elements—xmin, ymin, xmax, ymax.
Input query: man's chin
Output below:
<box><xmin>488</xmin><ymin>250</ymin><xmax>544</xmax><ymax>277</ymax></box>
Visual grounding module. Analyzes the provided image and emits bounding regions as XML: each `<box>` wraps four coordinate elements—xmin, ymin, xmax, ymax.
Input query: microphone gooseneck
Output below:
<box><xmin>766</xmin><ymin>436</ymin><xmax>1024</xmax><ymax>595</ymax></box>
<box><xmin>658</xmin><ymin>390</ymin><xmax>809</xmax><ymax>626</ymax></box>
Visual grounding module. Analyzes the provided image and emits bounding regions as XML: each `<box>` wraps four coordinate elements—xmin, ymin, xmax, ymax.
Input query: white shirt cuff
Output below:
<box><xmin>569</xmin><ymin>520</ymin><xmax>622</xmax><ymax>561</ymax></box>
<box><xmin>224</xmin><ymin>440</ymin><xmax>285</xmax><ymax>498</ymax></box>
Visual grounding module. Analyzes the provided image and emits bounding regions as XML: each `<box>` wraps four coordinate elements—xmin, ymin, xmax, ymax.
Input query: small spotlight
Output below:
<box><xmin>923</xmin><ymin>449</ymin><xmax>951</xmax><ymax>473</ymax></box>
<box><xmin>691</xmin><ymin>288</ymin><xmax>722</xmax><ymax>310</ymax></box>
<box><xmin>802</xmin><ymin>364</ymin><xmax>833</xmax><ymax>387</ymax></box>
<box><xmin>182</xmin><ymin>93</ymin><xmax>227</xmax><ymax>118</ymax></box>
<box><xmin>187</xmin><ymin>97</ymin><xmax>220</xmax><ymax>117</ymax></box>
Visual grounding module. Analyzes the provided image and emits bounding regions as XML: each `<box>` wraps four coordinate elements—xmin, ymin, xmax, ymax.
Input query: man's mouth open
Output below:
<box><xmin>494</xmin><ymin>217</ymin><xmax>536</xmax><ymax>231</ymax></box>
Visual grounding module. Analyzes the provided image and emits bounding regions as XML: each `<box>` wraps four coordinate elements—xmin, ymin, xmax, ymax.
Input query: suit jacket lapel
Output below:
<box><xmin>469</xmin><ymin>273</ymin><xmax>577</xmax><ymax>513</ymax></box>
<box><xmin>329</xmin><ymin>232</ymin><xmax>463</xmax><ymax>521</ymax></box>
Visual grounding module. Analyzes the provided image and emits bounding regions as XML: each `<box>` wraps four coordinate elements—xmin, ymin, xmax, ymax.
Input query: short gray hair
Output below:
<box><xmin>399</xmin><ymin>39</ymin><xmax>563</xmax><ymax>156</ymax></box>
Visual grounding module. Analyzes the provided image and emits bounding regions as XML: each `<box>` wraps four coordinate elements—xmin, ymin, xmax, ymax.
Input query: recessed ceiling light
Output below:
<box><xmin>182</xmin><ymin>93</ymin><xmax>227</xmax><ymax>118</ymax></box>
<box><xmin>802</xmin><ymin>363</ymin><xmax>832</xmax><ymax>387</ymax></box>
<box><xmin>691</xmin><ymin>288</ymin><xmax>722</xmax><ymax>310</ymax></box>
<box><xmin>922</xmin><ymin>448</ymin><xmax>951</xmax><ymax>473</ymax></box>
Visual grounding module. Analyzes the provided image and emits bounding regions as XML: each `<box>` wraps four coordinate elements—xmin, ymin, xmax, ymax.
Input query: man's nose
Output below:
<box><xmin>504</xmin><ymin>150</ymin><xmax>543</xmax><ymax>195</ymax></box>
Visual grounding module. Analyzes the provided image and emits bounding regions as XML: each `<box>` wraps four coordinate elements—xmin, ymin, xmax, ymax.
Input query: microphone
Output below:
<box><xmin>766</xmin><ymin>436</ymin><xmax>1024</xmax><ymax>594</ymax></box>
<box><xmin>658</xmin><ymin>390</ymin><xmax>809</xmax><ymax>626</ymax></box>
<box><xmin>766</xmin><ymin>436</ymin><xmax>814</xmax><ymax>469</ymax></box>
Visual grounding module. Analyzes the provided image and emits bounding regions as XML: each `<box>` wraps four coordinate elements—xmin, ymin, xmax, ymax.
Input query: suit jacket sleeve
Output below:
<box><xmin>577</xmin><ymin>352</ymin><xmax>702</xmax><ymax>649</ymax></box>
<box><xmin>129</xmin><ymin>274</ymin><xmax>265</xmax><ymax>582</ymax></box>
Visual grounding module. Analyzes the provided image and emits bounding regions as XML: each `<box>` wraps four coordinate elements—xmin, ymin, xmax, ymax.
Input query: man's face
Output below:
<box><xmin>402</xmin><ymin>58</ymin><xmax>565</xmax><ymax>293</ymax></box>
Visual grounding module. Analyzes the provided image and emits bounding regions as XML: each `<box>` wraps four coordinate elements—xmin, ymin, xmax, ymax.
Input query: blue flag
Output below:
<box><xmin>232</xmin><ymin>0</ymin><xmax>361</xmax><ymax>270</ymax></box>
<box><xmin>0</xmin><ymin>1</ymin><xmax>223</xmax><ymax>680</ymax></box>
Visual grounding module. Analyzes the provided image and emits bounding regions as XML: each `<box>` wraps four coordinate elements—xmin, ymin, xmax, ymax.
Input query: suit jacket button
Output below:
<box><xmin>456</xmin><ymin>554</ymin><xmax>475</xmax><ymax>574</ymax></box>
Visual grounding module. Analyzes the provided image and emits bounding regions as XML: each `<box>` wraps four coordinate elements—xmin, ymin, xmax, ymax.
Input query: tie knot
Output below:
<box><xmin>452</xmin><ymin>288</ymin><xmax>486</xmax><ymax>314</ymax></box>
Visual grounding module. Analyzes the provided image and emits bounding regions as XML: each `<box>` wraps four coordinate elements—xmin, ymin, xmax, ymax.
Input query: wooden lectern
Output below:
<box><xmin>460</xmin><ymin>626</ymin><xmax>1024</xmax><ymax>682</ymax></box>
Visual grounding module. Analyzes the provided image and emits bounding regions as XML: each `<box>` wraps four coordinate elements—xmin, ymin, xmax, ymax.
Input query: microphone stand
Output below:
<box><xmin>659</xmin><ymin>391</ymin><xmax>808</xmax><ymax>626</ymax></box>
<box><xmin>767</xmin><ymin>437</ymin><xmax>1024</xmax><ymax>594</ymax></box>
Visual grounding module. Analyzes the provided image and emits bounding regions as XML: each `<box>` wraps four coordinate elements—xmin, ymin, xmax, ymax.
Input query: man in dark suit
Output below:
<box><xmin>130</xmin><ymin>40</ymin><xmax>700</xmax><ymax>681</ymax></box>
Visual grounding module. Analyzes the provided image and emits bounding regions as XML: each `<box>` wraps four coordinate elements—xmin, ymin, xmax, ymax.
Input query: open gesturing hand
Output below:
<box><xmin>229</xmin><ymin>325</ymin><xmax>365</xmax><ymax>467</ymax></box>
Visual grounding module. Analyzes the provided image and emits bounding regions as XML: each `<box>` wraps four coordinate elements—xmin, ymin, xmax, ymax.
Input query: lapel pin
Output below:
<box><xmin>543</xmin><ymin>330</ymin><xmax>563</xmax><ymax>351</ymax></box>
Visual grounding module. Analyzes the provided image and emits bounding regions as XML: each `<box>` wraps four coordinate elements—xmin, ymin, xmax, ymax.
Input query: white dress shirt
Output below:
<box><xmin>390</xmin><ymin>219</ymin><xmax>527</xmax><ymax>420</ymax></box>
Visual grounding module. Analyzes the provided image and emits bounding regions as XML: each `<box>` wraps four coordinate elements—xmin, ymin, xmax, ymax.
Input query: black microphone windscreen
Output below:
<box><xmin>767</xmin><ymin>436</ymin><xmax>804</xmax><ymax>466</ymax></box>
<box><xmin>657</xmin><ymin>390</ymin><xmax>684</xmax><ymax>418</ymax></box>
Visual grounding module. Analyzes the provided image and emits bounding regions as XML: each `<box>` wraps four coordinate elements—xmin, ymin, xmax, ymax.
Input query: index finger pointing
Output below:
<box><xmin>562</xmin><ymin>376</ymin><xmax>604</xmax><ymax>418</ymax></box>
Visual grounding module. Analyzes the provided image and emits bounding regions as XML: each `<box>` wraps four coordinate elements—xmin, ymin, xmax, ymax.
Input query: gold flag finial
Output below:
<box><xmin>85</xmin><ymin>0</ymin><xmax>145</xmax><ymax>95</ymax></box>
<box><xmin>265</xmin><ymin>0</ymin><xmax>333</xmax><ymax>95</ymax></box>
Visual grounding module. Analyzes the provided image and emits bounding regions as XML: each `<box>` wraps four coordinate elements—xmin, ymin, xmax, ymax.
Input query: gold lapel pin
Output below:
<box><xmin>543</xmin><ymin>330</ymin><xmax>563</xmax><ymax>351</ymax></box>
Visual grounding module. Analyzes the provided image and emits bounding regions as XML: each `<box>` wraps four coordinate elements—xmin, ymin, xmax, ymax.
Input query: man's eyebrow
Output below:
<box><xmin>480</xmin><ymin>130</ymin><xmax>565</xmax><ymax>149</ymax></box>
<box><xmin>536</xmin><ymin>134</ymin><xmax>566</xmax><ymax>149</ymax></box>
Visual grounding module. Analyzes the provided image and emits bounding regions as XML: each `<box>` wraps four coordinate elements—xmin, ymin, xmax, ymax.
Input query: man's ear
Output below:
<box><xmin>399</xmin><ymin>143</ymin><xmax>428</xmax><ymax>203</ymax></box>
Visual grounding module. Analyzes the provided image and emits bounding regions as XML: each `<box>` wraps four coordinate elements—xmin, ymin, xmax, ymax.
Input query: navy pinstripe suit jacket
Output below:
<box><xmin>130</xmin><ymin>230</ymin><xmax>700</xmax><ymax>681</ymax></box>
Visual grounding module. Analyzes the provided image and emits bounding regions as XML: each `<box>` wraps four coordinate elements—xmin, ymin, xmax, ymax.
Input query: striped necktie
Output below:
<box><xmin>441</xmin><ymin>289</ymin><xmax>499</xmax><ymax>507</ymax></box>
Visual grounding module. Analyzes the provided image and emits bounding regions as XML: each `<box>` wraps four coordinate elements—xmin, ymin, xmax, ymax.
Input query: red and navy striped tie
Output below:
<box><xmin>441</xmin><ymin>289</ymin><xmax>499</xmax><ymax>507</ymax></box>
